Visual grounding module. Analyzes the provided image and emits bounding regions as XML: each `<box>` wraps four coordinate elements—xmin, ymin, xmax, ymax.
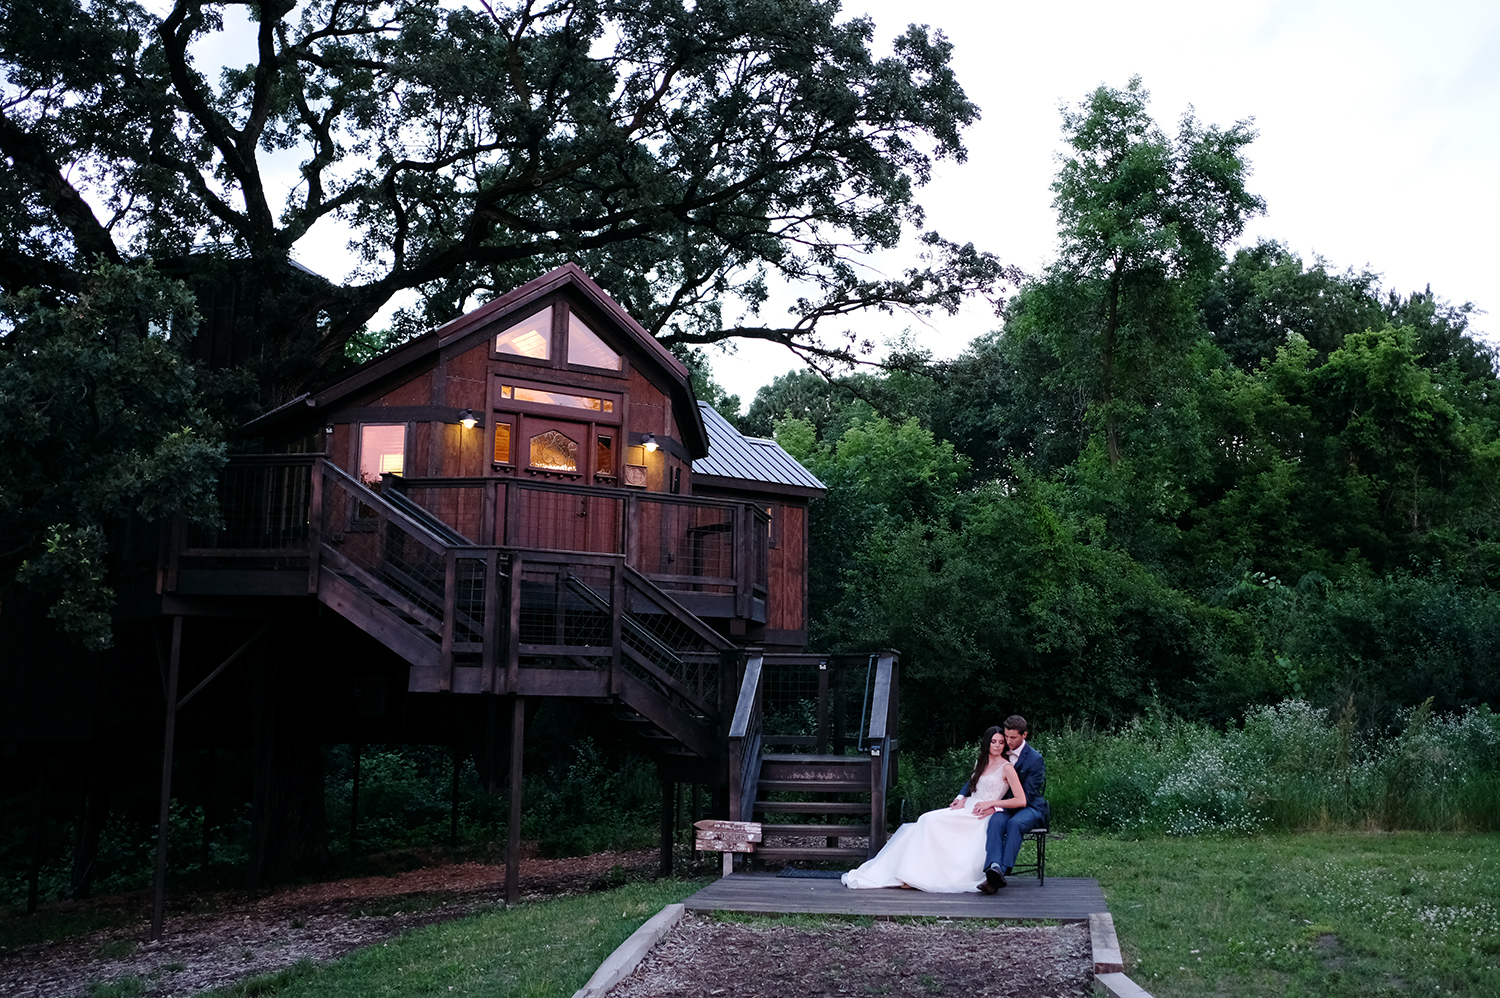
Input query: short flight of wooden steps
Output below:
<box><xmin>752</xmin><ymin>753</ymin><xmax>876</xmax><ymax>863</ymax></box>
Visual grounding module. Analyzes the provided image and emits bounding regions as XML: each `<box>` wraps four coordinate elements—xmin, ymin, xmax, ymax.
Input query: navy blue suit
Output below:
<box><xmin>959</xmin><ymin>742</ymin><xmax>1048</xmax><ymax>875</ymax></box>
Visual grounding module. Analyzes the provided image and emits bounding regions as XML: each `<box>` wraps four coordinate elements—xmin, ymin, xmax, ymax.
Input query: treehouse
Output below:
<box><xmin>2</xmin><ymin>264</ymin><xmax>898</xmax><ymax>923</ymax></box>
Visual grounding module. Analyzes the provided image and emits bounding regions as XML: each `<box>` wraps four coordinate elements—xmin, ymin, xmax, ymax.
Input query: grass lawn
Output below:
<box><xmin>1051</xmin><ymin>831</ymin><xmax>1500</xmax><ymax>997</ymax></box>
<box><xmin>201</xmin><ymin>878</ymin><xmax>712</xmax><ymax>998</ymax></box>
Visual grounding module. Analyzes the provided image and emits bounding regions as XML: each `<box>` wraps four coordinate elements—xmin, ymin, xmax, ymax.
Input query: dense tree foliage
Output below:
<box><xmin>750</xmin><ymin>82</ymin><xmax>1500</xmax><ymax>748</ymax></box>
<box><xmin>0</xmin><ymin>264</ymin><xmax>225</xmax><ymax>648</ymax></box>
<box><xmin>0</xmin><ymin>0</ymin><xmax>1010</xmax><ymax>400</ymax></box>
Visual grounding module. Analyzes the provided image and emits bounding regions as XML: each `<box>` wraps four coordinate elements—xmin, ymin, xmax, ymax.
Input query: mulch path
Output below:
<box><xmin>0</xmin><ymin>847</ymin><xmax>660</xmax><ymax>998</ymax></box>
<box><xmin>608</xmin><ymin>913</ymin><xmax>1094</xmax><ymax>998</ymax></box>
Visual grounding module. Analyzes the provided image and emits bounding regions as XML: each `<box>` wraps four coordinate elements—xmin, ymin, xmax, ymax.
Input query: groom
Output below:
<box><xmin>974</xmin><ymin>714</ymin><xmax>1048</xmax><ymax>893</ymax></box>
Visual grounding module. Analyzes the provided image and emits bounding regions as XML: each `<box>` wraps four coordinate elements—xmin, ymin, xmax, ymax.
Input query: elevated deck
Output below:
<box><xmin>682</xmin><ymin>873</ymin><xmax>1108</xmax><ymax>921</ymax></box>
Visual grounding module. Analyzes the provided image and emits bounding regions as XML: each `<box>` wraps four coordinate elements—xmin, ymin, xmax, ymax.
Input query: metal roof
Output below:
<box><xmin>693</xmin><ymin>403</ymin><xmax>826</xmax><ymax>494</ymax></box>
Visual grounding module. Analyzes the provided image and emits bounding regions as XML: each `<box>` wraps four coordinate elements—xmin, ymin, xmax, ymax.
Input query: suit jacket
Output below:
<box><xmin>959</xmin><ymin>742</ymin><xmax>1048</xmax><ymax>819</ymax></box>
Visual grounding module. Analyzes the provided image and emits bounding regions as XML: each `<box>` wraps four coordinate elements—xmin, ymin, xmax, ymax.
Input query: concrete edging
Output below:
<box><xmin>570</xmin><ymin>902</ymin><xmax>686</xmax><ymax>998</ymax></box>
<box><xmin>1089</xmin><ymin>911</ymin><xmax>1155</xmax><ymax>998</ymax></box>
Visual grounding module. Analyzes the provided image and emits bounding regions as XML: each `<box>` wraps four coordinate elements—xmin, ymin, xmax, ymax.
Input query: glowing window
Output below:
<box><xmin>596</xmin><ymin>434</ymin><xmax>614</xmax><ymax>475</ymax></box>
<box><xmin>530</xmin><ymin>429</ymin><xmax>578</xmax><ymax>471</ymax></box>
<box><xmin>359</xmin><ymin>424</ymin><xmax>405</xmax><ymax>484</ymax></box>
<box><xmin>567</xmin><ymin>313</ymin><xmax>622</xmax><ymax>370</ymax></box>
<box><xmin>502</xmin><ymin>385</ymin><xmax>613</xmax><ymax>412</ymax></box>
<box><xmin>494</xmin><ymin>307</ymin><xmax>552</xmax><ymax>359</ymax></box>
<box><xmin>493</xmin><ymin>421</ymin><xmax>512</xmax><ymax>464</ymax></box>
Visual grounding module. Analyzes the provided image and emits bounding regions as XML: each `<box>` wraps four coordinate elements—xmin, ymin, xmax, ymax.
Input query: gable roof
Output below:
<box><xmin>243</xmin><ymin>264</ymin><xmax>708</xmax><ymax>456</ymax></box>
<box><xmin>692</xmin><ymin>403</ymin><xmax>826</xmax><ymax>498</ymax></box>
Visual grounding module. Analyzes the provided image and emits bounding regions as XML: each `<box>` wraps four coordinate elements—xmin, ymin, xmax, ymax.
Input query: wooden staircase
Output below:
<box><xmin>171</xmin><ymin>456</ymin><xmax>899</xmax><ymax>857</ymax></box>
<box><xmin>727</xmin><ymin>651</ymin><xmax>900</xmax><ymax>867</ymax></box>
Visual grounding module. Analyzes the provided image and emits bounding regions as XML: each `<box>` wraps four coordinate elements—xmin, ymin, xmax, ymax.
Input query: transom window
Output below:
<box><xmin>499</xmin><ymin>384</ymin><xmax>614</xmax><ymax>412</ymax></box>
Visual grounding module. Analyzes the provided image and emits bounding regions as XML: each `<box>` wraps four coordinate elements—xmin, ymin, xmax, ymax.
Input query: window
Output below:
<box><xmin>596</xmin><ymin>434</ymin><xmax>614</xmax><ymax>477</ymax></box>
<box><xmin>567</xmin><ymin>312</ymin><xmax>622</xmax><ymax>370</ymax></box>
<box><xmin>493</xmin><ymin>420</ymin><xmax>512</xmax><ymax>464</ymax></box>
<box><xmin>359</xmin><ymin>424</ymin><xmax>406</xmax><ymax>484</ymax></box>
<box><xmin>530</xmin><ymin>428</ymin><xmax>579</xmax><ymax>471</ymax></box>
<box><xmin>494</xmin><ymin>307</ymin><xmax>552</xmax><ymax>360</ymax></box>
<box><xmin>500</xmin><ymin>384</ymin><xmax>614</xmax><ymax>412</ymax></box>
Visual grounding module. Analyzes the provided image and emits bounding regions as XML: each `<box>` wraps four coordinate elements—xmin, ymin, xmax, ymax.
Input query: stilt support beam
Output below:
<box><xmin>505</xmin><ymin>695</ymin><xmax>525</xmax><ymax>905</ymax></box>
<box><xmin>150</xmin><ymin>616</ymin><xmax>182</xmax><ymax>941</ymax></box>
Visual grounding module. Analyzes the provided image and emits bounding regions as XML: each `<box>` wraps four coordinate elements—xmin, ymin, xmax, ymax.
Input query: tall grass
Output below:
<box><xmin>891</xmin><ymin>699</ymin><xmax>1500</xmax><ymax>835</ymax></box>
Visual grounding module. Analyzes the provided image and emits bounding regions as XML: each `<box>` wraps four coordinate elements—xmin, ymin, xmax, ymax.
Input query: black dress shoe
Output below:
<box><xmin>984</xmin><ymin>866</ymin><xmax>1007</xmax><ymax>892</ymax></box>
<box><xmin>977</xmin><ymin>877</ymin><xmax>997</xmax><ymax>895</ymax></box>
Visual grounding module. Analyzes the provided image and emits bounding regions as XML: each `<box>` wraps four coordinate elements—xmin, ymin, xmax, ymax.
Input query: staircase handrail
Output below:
<box><xmin>319</xmin><ymin>460</ymin><xmax>464</xmax><ymax>553</ymax></box>
<box><xmin>727</xmin><ymin>652</ymin><xmax>765</xmax><ymax>824</ymax></box>
<box><xmin>620</xmin><ymin>566</ymin><xmax>737</xmax><ymax>652</ymax></box>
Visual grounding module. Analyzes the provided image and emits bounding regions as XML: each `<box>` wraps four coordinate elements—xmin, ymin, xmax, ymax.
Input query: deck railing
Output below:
<box><xmin>179</xmin><ymin>457</ymin><xmax>769</xmax><ymax>617</ymax></box>
<box><xmin>388</xmin><ymin>473</ymin><xmax>769</xmax><ymax>612</ymax></box>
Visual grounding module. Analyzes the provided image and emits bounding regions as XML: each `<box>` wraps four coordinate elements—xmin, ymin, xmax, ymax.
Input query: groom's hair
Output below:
<box><xmin>1003</xmin><ymin>714</ymin><xmax>1029</xmax><ymax>736</ymax></box>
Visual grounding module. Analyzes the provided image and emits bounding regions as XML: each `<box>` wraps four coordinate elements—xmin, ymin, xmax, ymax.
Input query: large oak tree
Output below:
<box><xmin>1</xmin><ymin>0</ymin><xmax>1009</xmax><ymax>400</ymax></box>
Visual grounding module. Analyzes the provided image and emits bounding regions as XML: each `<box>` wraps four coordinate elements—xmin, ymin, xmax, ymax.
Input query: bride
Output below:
<box><xmin>842</xmin><ymin>726</ymin><xmax>1024</xmax><ymax>892</ymax></box>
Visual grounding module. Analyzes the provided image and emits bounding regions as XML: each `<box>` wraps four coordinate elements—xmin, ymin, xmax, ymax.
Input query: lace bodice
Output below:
<box><xmin>973</xmin><ymin>767</ymin><xmax>1008</xmax><ymax>803</ymax></box>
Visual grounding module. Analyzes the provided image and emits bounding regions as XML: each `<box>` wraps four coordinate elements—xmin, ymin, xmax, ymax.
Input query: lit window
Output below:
<box><xmin>530</xmin><ymin>429</ymin><xmax>578</xmax><ymax>471</ymax></box>
<box><xmin>494</xmin><ymin>307</ymin><xmax>552</xmax><ymax>359</ymax></box>
<box><xmin>596</xmin><ymin>434</ymin><xmax>614</xmax><ymax>475</ymax></box>
<box><xmin>504</xmin><ymin>385</ymin><xmax>613</xmax><ymax>412</ymax></box>
<box><xmin>359</xmin><ymin>424</ymin><xmax>406</xmax><ymax>484</ymax></box>
<box><xmin>567</xmin><ymin>312</ymin><xmax>622</xmax><ymax>370</ymax></box>
<box><xmin>494</xmin><ymin>421</ymin><xmax>512</xmax><ymax>464</ymax></box>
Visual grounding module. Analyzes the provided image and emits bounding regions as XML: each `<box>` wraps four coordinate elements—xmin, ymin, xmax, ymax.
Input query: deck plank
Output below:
<box><xmin>682</xmin><ymin>873</ymin><xmax>1107</xmax><ymax>921</ymax></box>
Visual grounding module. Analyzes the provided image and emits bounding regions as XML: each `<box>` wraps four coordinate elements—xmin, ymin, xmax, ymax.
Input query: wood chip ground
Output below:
<box><xmin>607</xmin><ymin>912</ymin><xmax>1093</xmax><ymax>998</ymax></box>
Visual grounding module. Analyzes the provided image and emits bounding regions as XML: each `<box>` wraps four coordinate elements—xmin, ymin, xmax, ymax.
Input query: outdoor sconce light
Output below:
<box><xmin>641</xmin><ymin>432</ymin><xmax>658</xmax><ymax>453</ymax></box>
<box><xmin>458</xmin><ymin>408</ymin><xmax>478</xmax><ymax>429</ymax></box>
<box><xmin>324</xmin><ymin>424</ymin><xmax>335</xmax><ymax>435</ymax></box>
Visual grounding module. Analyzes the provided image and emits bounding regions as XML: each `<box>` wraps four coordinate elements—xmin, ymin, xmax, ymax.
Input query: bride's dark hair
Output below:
<box><xmin>966</xmin><ymin>725</ymin><xmax>1004</xmax><ymax>796</ymax></box>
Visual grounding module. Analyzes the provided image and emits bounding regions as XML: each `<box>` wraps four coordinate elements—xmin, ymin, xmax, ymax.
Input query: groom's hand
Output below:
<box><xmin>949</xmin><ymin>796</ymin><xmax>966</xmax><ymax>809</ymax></box>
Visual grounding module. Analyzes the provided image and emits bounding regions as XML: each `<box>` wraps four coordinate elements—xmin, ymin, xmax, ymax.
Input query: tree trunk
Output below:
<box><xmin>1102</xmin><ymin>265</ymin><xmax>1122</xmax><ymax>466</ymax></box>
<box><xmin>247</xmin><ymin>636</ymin><xmax>327</xmax><ymax>890</ymax></box>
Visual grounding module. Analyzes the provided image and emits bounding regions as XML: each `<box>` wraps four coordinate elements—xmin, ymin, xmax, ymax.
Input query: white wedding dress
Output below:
<box><xmin>840</xmin><ymin>768</ymin><xmax>1006</xmax><ymax>892</ymax></box>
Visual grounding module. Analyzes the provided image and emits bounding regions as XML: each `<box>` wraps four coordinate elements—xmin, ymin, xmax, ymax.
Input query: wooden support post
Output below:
<box><xmin>306</xmin><ymin>461</ymin><xmax>323</xmax><ymax>594</ymax></box>
<box><xmin>659</xmin><ymin>776</ymin><xmax>675</xmax><ymax>878</ymax></box>
<box><xmin>349</xmin><ymin>741</ymin><xmax>361</xmax><ymax>854</ymax></box>
<box><xmin>150</xmin><ymin>615</ymin><xmax>183</xmax><ymax>941</ymax></box>
<box><xmin>449</xmin><ymin>744</ymin><xmax>462</xmax><ymax>849</ymax></box>
<box><xmin>26</xmin><ymin>755</ymin><xmax>44</xmax><ymax>915</ymax></box>
<box><xmin>505</xmin><ymin>695</ymin><xmax>525</xmax><ymax>906</ymax></box>
<box><xmin>816</xmin><ymin>660</ymin><xmax>829</xmax><ymax>754</ymax></box>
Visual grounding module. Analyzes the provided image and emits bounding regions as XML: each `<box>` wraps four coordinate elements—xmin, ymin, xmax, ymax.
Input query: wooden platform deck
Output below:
<box><xmin>682</xmin><ymin>873</ymin><xmax>1108</xmax><ymax>921</ymax></box>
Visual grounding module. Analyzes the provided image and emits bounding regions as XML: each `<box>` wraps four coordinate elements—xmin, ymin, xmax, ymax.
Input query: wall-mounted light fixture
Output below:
<box><xmin>458</xmin><ymin>408</ymin><xmax>478</xmax><ymax>429</ymax></box>
<box><xmin>641</xmin><ymin>432</ymin><xmax>658</xmax><ymax>453</ymax></box>
<box><xmin>324</xmin><ymin>424</ymin><xmax>335</xmax><ymax>436</ymax></box>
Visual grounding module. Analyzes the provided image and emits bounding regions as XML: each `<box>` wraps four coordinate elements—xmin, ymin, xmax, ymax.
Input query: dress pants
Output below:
<box><xmin>984</xmin><ymin>805</ymin><xmax>1045</xmax><ymax>872</ymax></box>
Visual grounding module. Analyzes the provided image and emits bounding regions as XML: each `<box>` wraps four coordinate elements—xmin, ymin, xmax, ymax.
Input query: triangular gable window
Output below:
<box><xmin>567</xmin><ymin>312</ymin><xmax>621</xmax><ymax>370</ymax></box>
<box><xmin>495</xmin><ymin>307</ymin><xmax>552</xmax><ymax>359</ymax></box>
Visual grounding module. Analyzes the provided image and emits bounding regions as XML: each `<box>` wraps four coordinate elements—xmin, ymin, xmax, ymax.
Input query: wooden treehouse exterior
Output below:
<box><xmin>4</xmin><ymin>264</ymin><xmax>898</xmax><ymax>925</ymax></box>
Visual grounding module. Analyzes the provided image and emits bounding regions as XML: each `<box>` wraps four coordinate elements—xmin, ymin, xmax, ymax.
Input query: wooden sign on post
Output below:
<box><xmin>693</xmin><ymin>820</ymin><xmax>761</xmax><ymax>875</ymax></box>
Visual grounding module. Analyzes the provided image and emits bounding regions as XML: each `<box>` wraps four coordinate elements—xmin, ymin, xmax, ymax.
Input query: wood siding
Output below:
<box><xmin>769</xmin><ymin>503</ymin><xmax>806</xmax><ymax>631</ymax></box>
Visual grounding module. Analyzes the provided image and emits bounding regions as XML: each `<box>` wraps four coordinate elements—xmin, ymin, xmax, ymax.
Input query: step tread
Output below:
<box><xmin>754</xmin><ymin>801</ymin><xmax>870</xmax><ymax>814</ymax></box>
<box><xmin>756</xmin><ymin>779</ymin><xmax>868</xmax><ymax>792</ymax></box>
<box><xmin>760</xmin><ymin>823</ymin><xmax>870</xmax><ymax>836</ymax></box>
<box><xmin>754</xmin><ymin>845</ymin><xmax>869</xmax><ymax>859</ymax></box>
<box><xmin>761</xmin><ymin>753</ymin><xmax>869</xmax><ymax>763</ymax></box>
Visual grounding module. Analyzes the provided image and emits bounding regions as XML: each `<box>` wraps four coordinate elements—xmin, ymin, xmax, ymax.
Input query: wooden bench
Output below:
<box><xmin>1007</xmin><ymin>826</ymin><xmax>1047</xmax><ymax>885</ymax></box>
